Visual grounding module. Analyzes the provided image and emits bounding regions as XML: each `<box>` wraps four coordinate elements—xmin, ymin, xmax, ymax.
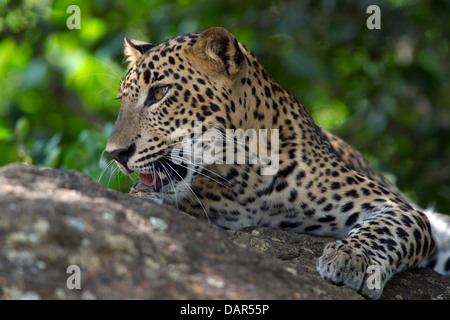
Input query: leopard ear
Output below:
<box><xmin>124</xmin><ymin>37</ymin><xmax>155</xmax><ymax>66</ymax></box>
<box><xmin>191</xmin><ymin>27</ymin><xmax>244</xmax><ymax>77</ymax></box>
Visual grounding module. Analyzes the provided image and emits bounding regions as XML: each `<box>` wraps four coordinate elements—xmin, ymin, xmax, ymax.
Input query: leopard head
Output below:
<box><xmin>106</xmin><ymin>28</ymin><xmax>249</xmax><ymax>201</ymax></box>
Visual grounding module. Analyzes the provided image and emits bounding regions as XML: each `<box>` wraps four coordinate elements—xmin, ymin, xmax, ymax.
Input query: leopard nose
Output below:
<box><xmin>107</xmin><ymin>143</ymin><xmax>136</xmax><ymax>169</ymax></box>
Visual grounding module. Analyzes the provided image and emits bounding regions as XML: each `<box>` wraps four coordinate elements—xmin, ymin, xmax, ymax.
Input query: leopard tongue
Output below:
<box><xmin>139</xmin><ymin>173</ymin><xmax>160</xmax><ymax>187</ymax></box>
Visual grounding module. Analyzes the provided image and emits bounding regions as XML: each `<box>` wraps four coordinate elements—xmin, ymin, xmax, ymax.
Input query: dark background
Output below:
<box><xmin>1</xmin><ymin>0</ymin><xmax>449</xmax><ymax>214</ymax></box>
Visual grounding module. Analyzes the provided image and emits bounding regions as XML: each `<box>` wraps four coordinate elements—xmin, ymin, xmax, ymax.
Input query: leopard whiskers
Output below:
<box><xmin>208</xmin><ymin>125</ymin><xmax>254</xmax><ymax>160</ymax></box>
<box><xmin>165</xmin><ymin>161</ymin><xmax>210</xmax><ymax>223</ymax></box>
<box><xmin>98</xmin><ymin>158</ymin><xmax>115</xmax><ymax>183</ymax></box>
<box><xmin>99</xmin><ymin>149</ymin><xmax>138</xmax><ymax>189</ymax></box>
<box><xmin>160</xmin><ymin>161</ymin><xmax>179</xmax><ymax>209</ymax></box>
<box><xmin>166</xmin><ymin>126</ymin><xmax>254</xmax><ymax>166</ymax></box>
<box><xmin>164</xmin><ymin>154</ymin><xmax>235</xmax><ymax>193</ymax></box>
<box><xmin>97</xmin><ymin>155</ymin><xmax>125</xmax><ymax>189</ymax></box>
<box><xmin>152</xmin><ymin>162</ymin><xmax>157</xmax><ymax>191</ymax></box>
<box><xmin>86</xmin><ymin>56</ymin><xmax>124</xmax><ymax>84</ymax></box>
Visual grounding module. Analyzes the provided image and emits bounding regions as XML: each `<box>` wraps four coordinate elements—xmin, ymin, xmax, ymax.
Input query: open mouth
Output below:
<box><xmin>137</xmin><ymin>159</ymin><xmax>188</xmax><ymax>192</ymax></box>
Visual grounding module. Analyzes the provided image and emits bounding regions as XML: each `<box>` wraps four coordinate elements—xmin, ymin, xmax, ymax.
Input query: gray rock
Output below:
<box><xmin>0</xmin><ymin>163</ymin><xmax>448</xmax><ymax>300</ymax></box>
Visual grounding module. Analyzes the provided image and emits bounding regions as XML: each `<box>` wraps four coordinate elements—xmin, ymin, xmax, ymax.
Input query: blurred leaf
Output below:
<box><xmin>14</xmin><ymin>117</ymin><xmax>30</xmax><ymax>141</ymax></box>
<box><xmin>310</xmin><ymin>99</ymin><xmax>349</xmax><ymax>131</ymax></box>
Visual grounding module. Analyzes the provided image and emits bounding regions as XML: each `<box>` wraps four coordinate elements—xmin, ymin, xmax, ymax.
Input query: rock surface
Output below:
<box><xmin>0</xmin><ymin>163</ymin><xmax>449</xmax><ymax>300</ymax></box>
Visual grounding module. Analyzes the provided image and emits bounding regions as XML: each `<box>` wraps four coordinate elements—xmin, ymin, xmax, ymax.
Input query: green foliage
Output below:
<box><xmin>1</xmin><ymin>0</ymin><xmax>449</xmax><ymax>212</ymax></box>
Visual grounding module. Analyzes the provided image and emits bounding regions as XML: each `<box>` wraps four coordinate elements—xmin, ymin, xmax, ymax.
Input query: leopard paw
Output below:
<box><xmin>316</xmin><ymin>240</ymin><xmax>385</xmax><ymax>299</ymax></box>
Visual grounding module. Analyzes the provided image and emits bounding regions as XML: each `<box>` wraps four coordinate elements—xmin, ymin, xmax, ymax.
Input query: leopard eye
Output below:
<box><xmin>153</xmin><ymin>87</ymin><xmax>164</xmax><ymax>100</ymax></box>
<box><xmin>144</xmin><ymin>85</ymin><xmax>171</xmax><ymax>107</ymax></box>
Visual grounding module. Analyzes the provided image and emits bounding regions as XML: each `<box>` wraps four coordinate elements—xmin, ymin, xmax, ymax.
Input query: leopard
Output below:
<box><xmin>106</xmin><ymin>27</ymin><xmax>448</xmax><ymax>299</ymax></box>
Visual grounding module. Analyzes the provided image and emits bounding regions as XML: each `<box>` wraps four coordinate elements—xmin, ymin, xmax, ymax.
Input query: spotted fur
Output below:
<box><xmin>106</xmin><ymin>28</ymin><xmax>444</xmax><ymax>299</ymax></box>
